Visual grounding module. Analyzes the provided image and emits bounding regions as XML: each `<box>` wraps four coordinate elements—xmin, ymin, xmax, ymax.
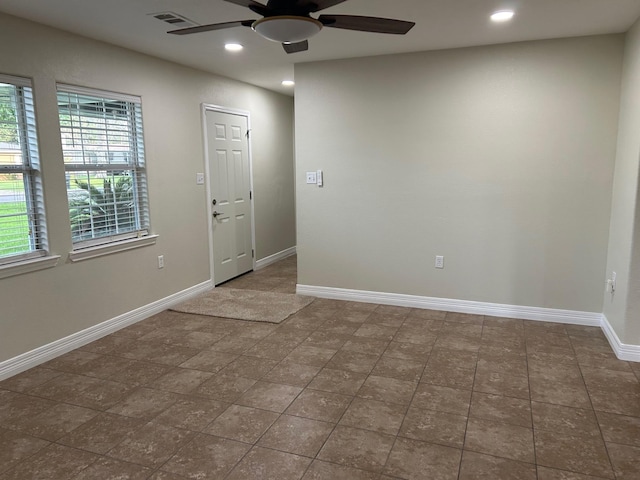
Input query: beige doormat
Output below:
<box><xmin>170</xmin><ymin>288</ymin><xmax>314</xmax><ymax>324</ymax></box>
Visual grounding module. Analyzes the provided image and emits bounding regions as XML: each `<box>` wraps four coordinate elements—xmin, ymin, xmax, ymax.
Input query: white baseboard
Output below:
<box><xmin>0</xmin><ymin>280</ymin><xmax>213</xmax><ymax>381</ymax></box>
<box><xmin>255</xmin><ymin>246</ymin><xmax>296</xmax><ymax>270</ymax></box>
<box><xmin>601</xmin><ymin>315</ymin><xmax>640</xmax><ymax>362</ymax></box>
<box><xmin>296</xmin><ymin>284</ymin><xmax>602</xmax><ymax>326</ymax></box>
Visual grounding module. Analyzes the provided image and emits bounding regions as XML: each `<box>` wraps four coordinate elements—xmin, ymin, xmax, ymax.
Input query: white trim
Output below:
<box><xmin>69</xmin><ymin>235</ymin><xmax>158</xmax><ymax>262</ymax></box>
<box><xmin>255</xmin><ymin>246</ymin><xmax>297</xmax><ymax>270</ymax></box>
<box><xmin>601</xmin><ymin>315</ymin><xmax>640</xmax><ymax>362</ymax></box>
<box><xmin>0</xmin><ymin>255</ymin><xmax>60</xmax><ymax>280</ymax></box>
<box><xmin>56</xmin><ymin>83</ymin><xmax>141</xmax><ymax>104</ymax></box>
<box><xmin>296</xmin><ymin>284</ymin><xmax>602</xmax><ymax>326</ymax></box>
<box><xmin>201</xmin><ymin>104</ymin><xmax>256</xmax><ymax>283</ymax></box>
<box><xmin>0</xmin><ymin>280</ymin><xmax>213</xmax><ymax>381</ymax></box>
<box><xmin>0</xmin><ymin>73</ymin><xmax>32</xmax><ymax>88</ymax></box>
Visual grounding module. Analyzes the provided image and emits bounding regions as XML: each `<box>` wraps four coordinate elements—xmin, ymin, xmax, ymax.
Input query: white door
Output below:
<box><xmin>205</xmin><ymin>109</ymin><xmax>253</xmax><ymax>285</ymax></box>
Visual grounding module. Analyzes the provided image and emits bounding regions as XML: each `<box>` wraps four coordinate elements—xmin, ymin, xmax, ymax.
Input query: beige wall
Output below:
<box><xmin>295</xmin><ymin>35</ymin><xmax>622</xmax><ymax>313</ymax></box>
<box><xmin>0</xmin><ymin>13</ymin><xmax>295</xmax><ymax>362</ymax></box>
<box><xmin>605</xmin><ymin>18</ymin><xmax>640</xmax><ymax>345</ymax></box>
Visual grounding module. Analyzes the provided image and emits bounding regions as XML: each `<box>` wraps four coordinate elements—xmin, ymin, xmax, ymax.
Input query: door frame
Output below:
<box><xmin>201</xmin><ymin>103</ymin><xmax>257</xmax><ymax>286</ymax></box>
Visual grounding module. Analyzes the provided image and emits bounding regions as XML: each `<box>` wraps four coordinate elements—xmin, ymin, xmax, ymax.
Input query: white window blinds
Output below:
<box><xmin>0</xmin><ymin>74</ymin><xmax>47</xmax><ymax>265</ymax></box>
<box><xmin>57</xmin><ymin>85</ymin><xmax>149</xmax><ymax>248</ymax></box>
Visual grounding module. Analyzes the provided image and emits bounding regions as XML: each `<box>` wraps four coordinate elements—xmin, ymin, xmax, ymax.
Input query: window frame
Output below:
<box><xmin>56</xmin><ymin>84</ymin><xmax>151</xmax><ymax>252</ymax></box>
<box><xmin>0</xmin><ymin>73</ymin><xmax>49</xmax><ymax>267</ymax></box>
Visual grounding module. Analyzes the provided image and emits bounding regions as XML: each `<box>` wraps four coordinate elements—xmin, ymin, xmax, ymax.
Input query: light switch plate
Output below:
<box><xmin>306</xmin><ymin>172</ymin><xmax>317</xmax><ymax>184</ymax></box>
<box><xmin>196</xmin><ymin>173</ymin><xmax>205</xmax><ymax>185</ymax></box>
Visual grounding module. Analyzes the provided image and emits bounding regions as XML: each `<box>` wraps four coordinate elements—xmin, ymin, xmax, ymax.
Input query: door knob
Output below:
<box><xmin>212</xmin><ymin>211</ymin><xmax>222</xmax><ymax>218</ymax></box>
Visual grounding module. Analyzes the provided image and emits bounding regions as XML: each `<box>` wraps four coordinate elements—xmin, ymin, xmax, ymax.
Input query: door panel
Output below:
<box><xmin>206</xmin><ymin>110</ymin><xmax>253</xmax><ymax>285</ymax></box>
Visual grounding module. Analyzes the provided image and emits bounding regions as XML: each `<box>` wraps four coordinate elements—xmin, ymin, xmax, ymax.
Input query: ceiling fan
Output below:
<box><xmin>168</xmin><ymin>0</ymin><xmax>415</xmax><ymax>54</ymax></box>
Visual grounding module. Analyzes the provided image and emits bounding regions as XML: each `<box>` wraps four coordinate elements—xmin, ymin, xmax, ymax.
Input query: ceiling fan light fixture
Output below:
<box><xmin>252</xmin><ymin>16</ymin><xmax>323</xmax><ymax>44</ymax></box>
<box><xmin>490</xmin><ymin>10</ymin><xmax>515</xmax><ymax>22</ymax></box>
<box><xmin>224</xmin><ymin>43</ymin><xmax>244</xmax><ymax>52</ymax></box>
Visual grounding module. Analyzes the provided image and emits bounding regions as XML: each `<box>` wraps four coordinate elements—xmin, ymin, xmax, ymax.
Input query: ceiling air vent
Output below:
<box><xmin>150</xmin><ymin>12</ymin><xmax>198</xmax><ymax>28</ymax></box>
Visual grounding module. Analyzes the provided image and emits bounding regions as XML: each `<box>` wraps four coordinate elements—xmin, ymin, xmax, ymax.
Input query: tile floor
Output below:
<box><xmin>1</xmin><ymin>255</ymin><xmax>640</xmax><ymax>479</ymax></box>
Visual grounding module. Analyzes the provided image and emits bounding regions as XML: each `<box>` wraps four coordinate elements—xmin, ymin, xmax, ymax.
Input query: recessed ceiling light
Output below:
<box><xmin>225</xmin><ymin>43</ymin><xmax>243</xmax><ymax>52</ymax></box>
<box><xmin>281</xmin><ymin>80</ymin><xmax>295</xmax><ymax>87</ymax></box>
<box><xmin>491</xmin><ymin>10</ymin><xmax>515</xmax><ymax>22</ymax></box>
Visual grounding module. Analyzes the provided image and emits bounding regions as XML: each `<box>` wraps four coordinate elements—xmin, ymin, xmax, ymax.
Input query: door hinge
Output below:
<box><xmin>252</xmin><ymin>249</ymin><xmax>254</xmax><ymax>258</ymax></box>
<box><xmin>250</xmin><ymin>190</ymin><xmax>252</xmax><ymax>200</ymax></box>
<box><xmin>246</xmin><ymin>129</ymin><xmax>251</xmax><ymax>138</ymax></box>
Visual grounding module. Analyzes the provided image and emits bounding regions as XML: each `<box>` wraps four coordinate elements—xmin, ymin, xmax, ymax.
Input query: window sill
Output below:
<box><xmin>69</xmin><ymin>235</ymin><xmax>158</xmax><ymax>262</ymax></box>
<box><xmin>0</xmin><ymin>255</ymin><xmax>61</xmax><ymax>280</ymax></box>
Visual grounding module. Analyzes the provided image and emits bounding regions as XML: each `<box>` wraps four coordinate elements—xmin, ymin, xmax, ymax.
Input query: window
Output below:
<box><xmin>57</xmin><ymin>85</ymin><xmax>149</xmax><ymax>249</ymax></box>
<box><xmin>0</xmin><ymin>74</ymin><xmax>47</xmax><ymax>265</ymax></box>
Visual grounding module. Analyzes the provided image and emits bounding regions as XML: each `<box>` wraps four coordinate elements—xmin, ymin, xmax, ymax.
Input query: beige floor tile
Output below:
<box><xmin>534</xmin><ymin>429</ymin><xmax>614</xmax><ymax>478</ymax></box>
<box><xmin>161</xmin><ymin>434</ymin><xmax>250</xmax><ymax>479</ymax></box>
<box><xmin>307</xmin><ymin>368</ymin><xmax>367</xmax><ymax>395</ymax></box>
<box><xmin>236</xmin><ymin>381</ymin><xmax>302</xmax><ymax>413</ymax></box>
<box><xmin>317</xmin><ymin>425</ymin><xmax>395</xmax><ymax>473</ymax></box>
<box><xmin>147</xmin><ymin>368</ymin><xmax>214</xmax><ymax>394</ymax></box>
<box><xmin>14</xmin><ymin>403</ymin><xmax>98</xmax><ymax>441</ymax></box>
<box><xmin>154</xmin><ymin>397</ymin><xmax>229</xmax><ymax>431</ymax></box>
<box><xmin>0</xmin><ymin>428</ymin><xmax>49</xmax><ymax>474</ymax></box>
<box><xmin>107</xmin><ymin>387</ymin><xmax>180</xmax><ymax>419</ymax></box>
<box><xmin>341</xmin><ymin>337</ymin><xmax>389</xmax><ymax>356</ymax></box>
<box><xmin>5</xmin><ymin>257</ymin><xmax>634</xmax><ymax>480</ymax></box>
<box><xmin>536</xmin><ymin>466</ymin><xmax>611</xmax><ymax>479</ymax></box>
<box><xmin>327</xmin><ymin>351</ymin><xmax>379</xmax><ymax>374</ymax></box>
<box><xmin>71</xmin><ymin>457</ymin><xmax>151</xmax><ymax>479</ymax></box>
<box><xmin>371</xmin><ymin>355</ymin><xmax>424</xmax><ymax>382</ymax></box>
<box><xmin>226</xmin><ymin>446</ymin><xmax>312</xmax><ymax>480</ymax></box>
<box><xmin>384</xmin><ymin>436</ymin><xmax>462</xmax><ymax>480</ymax></box>
<box><xmin>607</xmin><ymin>442</ymin><xmax>640</xmax><ymax>480</ymax></box>
<box><xmin>383</xmin><ymin>341</ymin><xmax>432</xmax><ymax>361</ymax></box>
<box><xmin>302</xmin><ymin>459</ymin><xmax>379</xmax><ymax>479</ymax></box>
<box><xmin>262</xmin><ymin>360</ymin><xmax>322</xmax><ymax>387</ymax></box>
<box><xmin>465</xmin><ymin>417</ymin><xmax>535</xmax><ymax>463</ymax></box>
<box><xmin>58</xmin><ymin>413</ymin><xmax>143</xmax><ymax>454</ymax></box>
<box><xmin>0</xmin><ymin>443</ymin><xmax>100</xmax><ymax>480</ymax></box>
<box><xmin>357</xmin><ymin>375</ymin><xmax>418</xmax><ymax>406</ymax></box>
<box><xmin>204</xmin><ymin>404</ymin><xmax>278</xmax><ymax>443</ymax></box>
<box><xmin>470</xmin><ymin>392</ymin><xmax>532</xmax><ymax>428</ymax></box>
<box><xmin>0</xmin><ymin>368</ymin><xmax>62</xmax><ymax>393</ymax></box>
<box><xmin>107</xmin><ymin>422</ymin><xmax>194</xmax><ymax>468</ymax></box>
<box><xmin>178</xmin><ymin>350</ymin><xmax>238</xmax><ymax>373</ymax></box>
<box><xmin>259</xmin><ymin>414</ymin><xmax>334</xmax><ymax>457</ymax></box>
<box><xmin>596</xmin><ymin>411</ymin><xmax>640</xmax><ymax>446</ymax></box>
<box><xmin>529</xmin><ymin>378</ymin><xmax>592</xmax><ymax>409</ymax></box>
<box><xmin>411</xmin><ymin>384</ymin><xmax>471</xmax><ymax>415</ymax></box>
<box><xmin>532</xmin><ymin>402</ymin><xmax>600</xmax><ymax>436</ymax></box>
<box><xmin>194</xmin><ymin>373</ymin><xmax>257</xmax><ymax>403</ymax></box>
<box><xmin>473</xmin><ymin>370</ymin><xmax>530</xmax><ymax>399</ymax></box>
<box><xmin>220</xmin><ymin>356</ymin><xmax>280</xmax><ymax>380</ymax></box>
<box><xmin>339</xmin><ymin>397</ymin><xmax>406</xmax><ymax>435</ymax></box>
<box><xmin>399</xmin><ymin>407</ymin><xmax>467</xmax><ymax>448</ymax></box>
<box><xmin>459</xmin><ymin>450</ymin><xmax>536</xmax><ymax>480</ymax></box>
<box><xmin>285</xmin><ymin>389</ymin><xmax>352</xmax><ymax>422</ymax></box>
<box><xmin>422</xmin><ymin>363</ymin><xmax>475</xmax><ymax>390</ymax></box>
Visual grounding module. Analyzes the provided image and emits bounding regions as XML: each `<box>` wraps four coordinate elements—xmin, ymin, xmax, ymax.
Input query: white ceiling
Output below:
<box><xmin>1</xmin><ymin>0</ymin><xmax>639</xmax><ymax>96</ymax></box>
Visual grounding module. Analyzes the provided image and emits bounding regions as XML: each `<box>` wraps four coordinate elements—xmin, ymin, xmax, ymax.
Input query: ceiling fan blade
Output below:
<box><xmin>282</xmin><ymin>40</ymin><xmax>309</xmax><ymax>54</ymax></box>
<box><xmin>318</xmin><ymin>14</ymin><xmax>415</xmax><ymax>34</ymax></box>
<box><xmin>168</xmin><ymin>20</ymin><xmax>255</xmax><ymax>35</ymax></box>
<box><xmin>267</xmin><ymin>0</ymin><xmax>348</xmax><ymax>13</ymax></box>
<box><xmin>223</xmin><ymin>0</ymin><xmax>270</xmax><ymax>16</ymax></box>
<box><xmin>304</xmin><ymin>0</ymin><xmax>350</xmax><ymax>13</ymax></box>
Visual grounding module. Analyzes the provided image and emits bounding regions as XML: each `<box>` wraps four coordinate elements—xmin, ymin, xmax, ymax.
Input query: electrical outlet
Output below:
<box><xmin>435</xmin><ymin>255</ymin><xmax>444</xmax><ymax>269</ymax></box>
<box><xmin>158</xmin><ymin>255</ymin><xmax>164</xmax><ymax>269</ymax></box>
